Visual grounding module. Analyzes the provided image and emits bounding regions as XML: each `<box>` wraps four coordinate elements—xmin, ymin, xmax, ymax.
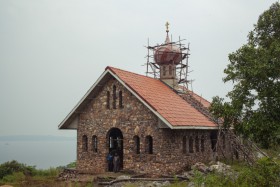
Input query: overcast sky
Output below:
<box><xmin>0</xmin><ymin>0</ymin><xmax>277</xmax><ymax>137</ymax></box>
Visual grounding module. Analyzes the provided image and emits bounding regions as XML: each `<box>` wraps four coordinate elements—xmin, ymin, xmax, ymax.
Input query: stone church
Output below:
<box><xmin>59</xmin><ymin>28</ymin><xmax>231</xmax><ymax>174</ymax></box>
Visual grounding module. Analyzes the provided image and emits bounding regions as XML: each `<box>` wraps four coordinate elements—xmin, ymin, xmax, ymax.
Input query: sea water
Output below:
<box><xmin>0</xmin><ymin>140</ymin><xmax>76</xmax><ymax>169</ymax></box>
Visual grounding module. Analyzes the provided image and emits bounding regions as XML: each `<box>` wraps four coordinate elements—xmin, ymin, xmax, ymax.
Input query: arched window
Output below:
<box><xmin>133</xmin><ymin>135</ymin><xmax>140</xmax><ymax>154</ymax></box>
<box><xmin>182</xmin><ymin>136</ymin><xmax>186</xmax><ymax>153</ymax></box>
<box><xmin>82</xmin><ymin>135</ymin><xmax>88</xmax><ymax>152</ymax></box>
<box><xmin>119</xmin><ymin>91</ymin><xmax>123</xmax><ymax>108</ymax></box>
<box><xmin>195</xmin><ymin>136</ymin><xmax>200</xmax><ymax>152</ymax></box>
<box><xmin>106</xmin><ymin>91</ymin><xmax>110</xmax><ymax>109</ymax></box>
<box><xmin>145</xmin><ymin>136</ymin><xmax>153</xmax><ymax>154</ymax></box>
<box><xmin>169</xmin><ymin>65</ymin><xmax>172</xmax><ymax>75</ymax></box>
<box><xmin>189</xmin><ymin>136</ymin><xmax>194</xmax><ymax>153</ymax></box>
<box><xmin>163</xmin><ymin>66</ymin><xmax>166</xmax><ymax>76</ymax></box>
<box><xmin>92</xmin><ymin>135</ymin><xmax>98</xmax><ymax>152</ymax></box>
<box><xmin>113</xmin><ymin>85</ymin><xmax>117</xmax><ymax>109</ymax></box>
<box><xmin>201</xmin><ymin>136</ymin><xmax>205</xmax><ymax>152</ymax></box>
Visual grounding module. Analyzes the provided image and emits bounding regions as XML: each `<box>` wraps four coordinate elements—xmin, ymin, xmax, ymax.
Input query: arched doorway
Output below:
<box><xmin>107</xmin><ymin>128</ymin><xmax>123</xmax><ymax>171</ymax></box>
<box><xmin>210</xmin><ymin>131</ymin><xmax>218</xmax><ymax>152</ymax></box>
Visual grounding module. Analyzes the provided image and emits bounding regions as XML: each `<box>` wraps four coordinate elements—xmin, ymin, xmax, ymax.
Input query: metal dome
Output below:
<box><xmin>154</xmin><ymin>34</ymin><xmax>182</xmax><ymax>65</ymax></box>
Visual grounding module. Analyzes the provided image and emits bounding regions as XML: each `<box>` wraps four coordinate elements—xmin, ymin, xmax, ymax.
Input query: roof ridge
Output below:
<box><xmin>106</xmin><ymin>66</ymin><xmax>157</xmax><ymax>81</ymax></box>
<box><xmin>177</xmin><ymin>85</ymin><xmax>210</xmax><ymax>105</ymax></box>
<box><xmin>192</xmin><ymin>92</ymin><xmax>211</xmax><ymax>104</ymax></box>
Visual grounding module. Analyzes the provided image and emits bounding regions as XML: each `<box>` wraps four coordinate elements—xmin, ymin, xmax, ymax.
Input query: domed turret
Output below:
<box><xmin>154</xmin><ymin>34</ymin><xmax>182</xmax><ymax>65</ymax></box>
<box><xmin>153</xmin><ymin>22</ymin><xmax>181</xmax><ymax>88</ymax></box>
<box><xmin>145</xmin><ymin>22</ymin><xmax>190</xmax><ymax>89</ymax></box>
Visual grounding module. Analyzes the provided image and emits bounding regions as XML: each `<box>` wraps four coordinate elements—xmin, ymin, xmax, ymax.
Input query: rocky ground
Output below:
<box><xmin>58</xmin><ymin>161</ymin><xmax>234</xmax><ymax>187</ymax></box>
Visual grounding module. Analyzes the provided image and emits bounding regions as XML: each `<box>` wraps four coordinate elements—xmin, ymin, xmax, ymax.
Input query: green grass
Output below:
<box><xmin>1</xmin><ymin>157</ymin><xmax>280</xmax><ymax>187</ymax></box>
<box><xmin>189</xmin><ymin>157</ymin><xmax>280</xmax><ymax>187</ymax></box>
<box><xmin>0</xmin><ymin>160</ymin><xmax>81</xmax><ymax>187</ymax></box>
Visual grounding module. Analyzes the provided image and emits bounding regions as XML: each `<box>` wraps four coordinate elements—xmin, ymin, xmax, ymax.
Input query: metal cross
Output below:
<box><xmin>165</xmin><ymin>22</ymin><xmax>169</xmax><ymax>32</ymax></box>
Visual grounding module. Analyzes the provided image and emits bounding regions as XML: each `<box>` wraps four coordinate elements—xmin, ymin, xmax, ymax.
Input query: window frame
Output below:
<box><xmin>82</xmin><ymin>135</ymin><xmax>88</xmax><ymax>152</ymax></box>
<box><xmin>113</xmin><ymin>85</ymin><xmax>117</xmax><ymax>109</ymax></box>
<box><xmin>92</xmin><ymin>135</ymin><xmax>98</xmax><ymax>153</ymax></box>
<box><xmin>133</xmin><ymin>135</ymin><xmax>140</xmax><ymax>154</ymax></box>
<box><xmin>119</xmin><ymin>91</ymin><xmax>123</xmax><ymax>108</ymax></box>
<box><xmin>145</xmin><ymin>135</ymin><xmax>153</xmax><ymax>154</ymax></box>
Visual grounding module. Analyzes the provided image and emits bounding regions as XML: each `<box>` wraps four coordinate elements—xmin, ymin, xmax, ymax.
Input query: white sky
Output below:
<box><xmin>0</xmin><ymin>0</ymin><xmax>277</xmax><ymax>137</ymax></box>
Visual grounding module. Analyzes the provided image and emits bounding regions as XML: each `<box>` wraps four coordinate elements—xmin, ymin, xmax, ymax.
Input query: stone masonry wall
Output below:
<box><xmin>76</xmin><ymin>76</ymin><xmax>231</xmax><ymax>175</ymax></box>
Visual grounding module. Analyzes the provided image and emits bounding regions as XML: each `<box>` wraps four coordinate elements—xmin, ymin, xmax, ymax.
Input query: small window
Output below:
<box><xmin>133</xmin><ymin>136</ymin><xmax>140</xmax><ymax>154</ymax></box>
<box><xmin>201</xmin><ymin>136</ymin><xmax>205</xmax><ymax>152</ymax></box>
<box><xmin>189</xmin><ymin>137</ymin><xmax>194</xmax><ymax>153</ymax></box>
<box><xmin>163</xmin><ymin>66</ymin><xmax>166</xmax><ymax>76</ymax></box>
<box><xmin>113</xmin><ymin>85</ymin><xmax>116</xmax><ymax>109</ymax></box>
<box><xmin>145</xmin><ymin>136</ymin><xmax>153</xmax><ymax>154</ymax></box>
<box><xmin>106</xmin><ymin>91</ymin><xmax>110</xmax><ymax>109</ymax></box>
<box><xmin>82</xmin><ymin>135</ymin><xmax>88</xmax><ymax>152</ymax></box>
<box><xmin>169</xmin><ymin>65</ymin><xmax>172</xmax><ymax>75</ymax></box>
<box><xmin>92</xmin><ymin>135</ymin><xmax>98</xmax><ymax>152</ymax></box>
<box><xmin>182</xmin><ymin>136</ymin><xmax>186</xmax><ymax>153</ymax></box>
<box><xmin>119</xmin><ymin>91</ymin><xmax>123</xmax><ymax>108</ymax></box>
<box><xmin>195</xmin><ymin>136</ymin><xmax>199</xmax><ymax>152</ymax></box>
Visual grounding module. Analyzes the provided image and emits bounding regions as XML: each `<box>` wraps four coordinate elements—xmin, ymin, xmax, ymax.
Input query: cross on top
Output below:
<box><xmin>165</xmin><ymin>22</ymin><xmax>169</xmax><ymax>33</ymax></box>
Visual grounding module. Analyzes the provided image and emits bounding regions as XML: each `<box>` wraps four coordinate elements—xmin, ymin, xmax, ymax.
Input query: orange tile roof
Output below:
<box><xmin>107</xmin><ymin>66</ymin><xmax>217</xmax><ymax>128</ymax></box>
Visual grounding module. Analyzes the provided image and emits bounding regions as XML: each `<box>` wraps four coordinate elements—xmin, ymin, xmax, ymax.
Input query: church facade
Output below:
<box><xmin>59</xmin><ymin>29</ymin><xmax>232</xmax><ymax>175</ymax></box>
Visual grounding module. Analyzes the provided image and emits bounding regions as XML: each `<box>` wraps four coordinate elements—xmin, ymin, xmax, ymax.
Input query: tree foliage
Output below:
<box><xmin>0</xmin><ymin>160</ymin><xmax>35</xmax><ymax>179</ymax></box>
<box><xmin>210</xmin><ymin>2</ymin><xmax>280</xmax><ymax>148</ymax></box>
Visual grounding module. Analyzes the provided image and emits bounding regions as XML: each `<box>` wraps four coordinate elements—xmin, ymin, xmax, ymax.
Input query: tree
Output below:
<box><xmin>0</xmin><ymin>160</ymin><xmax>35</xmax><ymax>179</ymax></box>
<box><xmin>210</xmin><ymin>2</ymin><xmax>280</xmax><ymax>148</ymax></box>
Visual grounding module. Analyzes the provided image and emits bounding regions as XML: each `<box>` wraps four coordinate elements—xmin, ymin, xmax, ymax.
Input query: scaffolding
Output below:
<box><xmin>144</xmin><ymin>36</ymin><xmax>192</xmax><ymax>90</ymax></box>
<box><xmin>144</xmin><ymin>27</ymin><xmax>273</xmax><ymax>166</ymax></box>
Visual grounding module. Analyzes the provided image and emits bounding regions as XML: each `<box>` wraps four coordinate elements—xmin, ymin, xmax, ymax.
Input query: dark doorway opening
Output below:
<box><xmin>210</xmin><ymin>131</ymin><xmax>218</xmax><ymax>152</ymax></box>
<box><xmin>107</xmin><ymin>128</ymin><xmax>123</xmax><ymax>171</ymax></box>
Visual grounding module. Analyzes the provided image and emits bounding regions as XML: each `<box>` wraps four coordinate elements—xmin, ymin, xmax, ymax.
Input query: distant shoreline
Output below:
<box><xmin>0</xmin><ymin>135</ymin><xmax>75</xmax><ymax>142</ymax></box>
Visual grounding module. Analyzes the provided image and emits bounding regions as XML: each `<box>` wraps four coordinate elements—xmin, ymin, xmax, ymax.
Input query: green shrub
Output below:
<box><xmin>168</xmin><ymin>181</ymin><xmax>187</xmax><ymax>187</ymax></box>
<box><xmin>189</xmin><ymin>158</ymin><xmax>280</xmax><ymax>187</ymax></box>
<box><xmin>67</xmin><ymin>161</ymin><xmax>76</xmax><ymax>168</ymax></box>
<box><xmin>236</xmin><ymin>158</ymin><xmax>280</xmax><ymax>187</ymax></box>
<box><xmin>0</xmin><ymin>160</ymin><xmax>35</xmax><ymax>179</ymax></box>
<box><xmin>192</xmin><ymin>170</ymin><xmax>204</xmax><ymax>187</ymax></box>
<box><xmin>1</xmin><ymin>171</ymin><xmax>25</xmax><ymax>183</ymax></box>
<box><xmin>204</xmin><ymin>173</ymin><xmax>236</xmax><ymax>187</ymax></box>
<box><xmin>34</xmin><ymin>167</ymin><xmax>59</xmax><ymax>177</ymax></box>
<box><xmin>85</xmin><ymin>182</ymin><xmax>92</xmax><ymax>187</ymax></box>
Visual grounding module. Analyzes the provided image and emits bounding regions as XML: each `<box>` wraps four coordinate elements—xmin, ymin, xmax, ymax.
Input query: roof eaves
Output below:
<box><xmin>58</xmin><ymin>69</ymin><xmax>111</xmax><ymax>129</ymax></box>
<box><xmin>172</xmin><ymin>125</ymin><xmax>218</xmax><ymax>130</ymax></box>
